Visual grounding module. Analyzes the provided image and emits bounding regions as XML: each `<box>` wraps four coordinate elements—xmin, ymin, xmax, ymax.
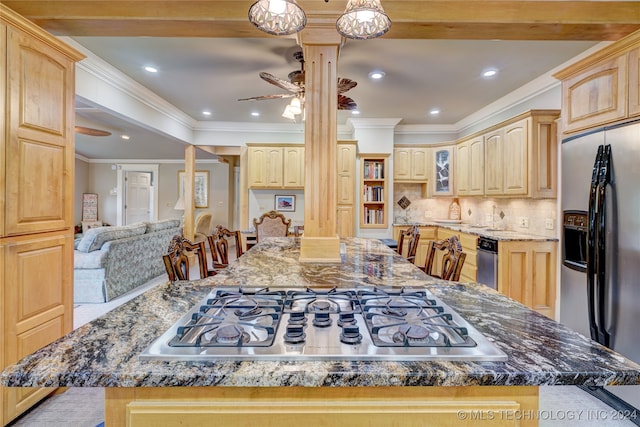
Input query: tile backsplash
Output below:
<box><xmin>393</xmin><ymin>183</ymin><xmax>558</xmax><ymax>238</ymax></box>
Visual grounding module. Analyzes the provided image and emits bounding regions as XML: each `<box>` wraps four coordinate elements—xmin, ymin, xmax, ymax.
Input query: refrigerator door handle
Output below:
<box><xmin>587</xmin><ymin>145</ymin><xmax>604</xmax><ymax>342</ymax></box>
<box><xmin>595</xmin><ymin>144</ymin><xmax>612</xmax><ymax>347</ymax></box>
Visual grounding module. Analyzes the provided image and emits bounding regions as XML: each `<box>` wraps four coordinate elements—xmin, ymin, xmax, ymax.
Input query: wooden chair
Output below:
<box><xmin>396</xmin><ymin>225</ymin><xmax>420</xmax><ymax>264</ymax></box>
<box><xmin>293</xmin><ymin>225</ymin><xmax>304</xmax><ymax>237</ymax></box>
<box><xmin>163</xmin><ymin>234</ymin><xmax>214</xmax><ymax>281</ymax></box>
<box><xmin>420</xmin><ymin>235</ymin><xmax>467</xmax><ymax>281</ymax></box>
<box><xmin>253</xmin><ymin>210</ymin><xmax>291</xmax><ymax>243</ymax></box>
<box><xmin>207</xmin><ymin>225</ymin><xmax>243</xmax><ymax>266</ymax></box>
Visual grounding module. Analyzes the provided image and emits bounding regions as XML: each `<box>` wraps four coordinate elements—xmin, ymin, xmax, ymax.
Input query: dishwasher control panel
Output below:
<box><xmin>478</xmin><ymin>237</ymin><xmax>498</xmax><ymax>253</ymax></box>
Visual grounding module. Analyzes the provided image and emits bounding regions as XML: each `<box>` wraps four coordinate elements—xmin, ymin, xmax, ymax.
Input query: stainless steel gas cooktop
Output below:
<box><xmin>139</xmin><ymin>286</ymin><xmax>507</xmax><ymax>362</ymax></box>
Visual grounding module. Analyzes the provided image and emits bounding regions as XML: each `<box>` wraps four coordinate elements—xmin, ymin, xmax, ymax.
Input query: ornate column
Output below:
<box><xmin>298</xmin><ymin>27</ymin><xmax>342</xmax><ymax>263</ymax></box>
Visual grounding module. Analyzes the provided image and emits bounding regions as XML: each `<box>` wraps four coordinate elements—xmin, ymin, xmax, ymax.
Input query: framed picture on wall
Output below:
<box><xmin>275</xmin><ymin>195</ymin><xmax>295</xmax><ymax>212</ymax></box>
<box><xmin>82</xmin><ymin>193</ymin><xmax>99</xmax><ymax>221</ymax></box>
<box><xmin>178</xmin><ymin>170</ymin><xmax>209</xmax><ymax>208</ymax></box>
<box><xmin>433</xmin><ymin>147</ymin><xmax>453</xmax><ymax>196</ymax></box>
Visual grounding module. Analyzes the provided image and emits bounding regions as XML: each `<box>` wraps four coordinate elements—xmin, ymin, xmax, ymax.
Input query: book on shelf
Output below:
<box><xmin>363</xmin><ymin>161</ymin><xmax>384</xmax><ymax>180</ymax></box>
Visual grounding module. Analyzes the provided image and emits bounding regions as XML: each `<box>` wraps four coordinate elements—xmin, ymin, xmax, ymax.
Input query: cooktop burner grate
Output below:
<box><xmin>140</xmin><ymin>286</ymin><xmax>508</xmax><ymax>361</ymax></box>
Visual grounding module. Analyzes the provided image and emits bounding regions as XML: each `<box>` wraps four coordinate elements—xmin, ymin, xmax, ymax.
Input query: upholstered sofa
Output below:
<box><xmin>73</xmin><ymin>219</ymin><xmax>181</xmax><ymax>303</ymax></box>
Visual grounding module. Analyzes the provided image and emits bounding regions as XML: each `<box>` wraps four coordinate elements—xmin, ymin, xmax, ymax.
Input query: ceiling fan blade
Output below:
<box><xmin>238</xmin><ymin>93</ymin><xmax>296</xmax><ymax>101</ymax></box>
<box><xmin>338</xmin><ymin>95</ymin><xmax>358</xmax><ymax>111</ymax></box>
<box><xmin>74</xmin><ymin>126</ymin><xmax>112</xmax><ymax>137</ymax></box>
<box><xmin>259</xmin><ymin>72</ymin><xmax>302</xmax><ymax>94</ymax></box>
<box><xmin>337</xmin><ymin>78</ymin><xmax>357</xmax><ymax>94</ymax></box>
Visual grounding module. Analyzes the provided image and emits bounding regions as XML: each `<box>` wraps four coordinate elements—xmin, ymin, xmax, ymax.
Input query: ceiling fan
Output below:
<box><xmin>238</xmin><ymin>51</ymin><xmax>358</xmax><ymax>111</ymax></box>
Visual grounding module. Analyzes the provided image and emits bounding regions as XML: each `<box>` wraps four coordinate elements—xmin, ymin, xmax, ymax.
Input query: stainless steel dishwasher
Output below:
<box><xmin>477</xmin><ymin>237</ymin><xmax>498</xmax><ymax>289</ymax></box>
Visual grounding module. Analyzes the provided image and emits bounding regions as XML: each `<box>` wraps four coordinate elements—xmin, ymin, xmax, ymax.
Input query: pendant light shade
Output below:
<box><xmin>336</xmin><ymin>0</ymin><xmax>391</xmax><ymax>40</ymax></box>
<box><xmin>248</xmin><ymin>0</ymin><xmax>307</xmax><ymax>36</ymax></box>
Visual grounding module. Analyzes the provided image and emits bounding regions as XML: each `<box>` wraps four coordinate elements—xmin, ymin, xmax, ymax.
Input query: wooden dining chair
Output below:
<box><xmin>253</xmin><ymin>210</ymin><xmax>291</xmax><ymax>243</ymax></box>
<box><xmin>420</xmin><ymin>235</ymin><xmax>467</xmax><ymax>281</ymax></box>
<box><xmin>396</xmin><ymin>225</ymin><xmax>420</xmax><ymax>264</ymax></box>
<box><xmin>207</xmin><ymin>225</ymin><xmax>244</xmax><ymax>266</ymax></box>
<box><xmin>293</xmin><ymin>225</ymin><xmax>304</xmax><ymax>237</ymax></box>
<box><xmin>163</xmin><ymin>234</ymin><xmax>215</xmax><ymax>281</ymax></box>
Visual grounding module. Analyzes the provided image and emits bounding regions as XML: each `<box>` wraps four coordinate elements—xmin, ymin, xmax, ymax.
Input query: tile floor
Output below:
<box><xmin>7</xmin><ymin>261</ymin><xmax>639</xmax><ymax>426</ymax></box>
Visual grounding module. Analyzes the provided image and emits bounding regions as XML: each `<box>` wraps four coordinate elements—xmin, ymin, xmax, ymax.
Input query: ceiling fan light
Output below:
<box><xmin>282</xmin><ymin>105</ymin><xmax>297</xmax><ymax>120</ymax></box>
<box><xmin>337</xmin><ymin>0</ymin><xmax>391</xmax><ymax>40</ymax></box>
<box><xmin>289</xmin><ymin>97</ymin><xmax>302</xmax><ymax>115</ymax></box>
<box><xmin>248</xmin><ymin>0</ymin><xmax>306</xmax><ymax>36</ymax></box>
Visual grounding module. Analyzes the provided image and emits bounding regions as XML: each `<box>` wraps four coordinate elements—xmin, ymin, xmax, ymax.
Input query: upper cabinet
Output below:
<box><xmin>393</xmin><ymin>146</ymin><xmax>428</xmax><ymax>182</ymax></box>
<box><xmin>554</xmin><ymin>30</ymin><xmax>640</xmax><ymax>134</ymax></box>
<box><xmin>247</xmin><ymin>144</ymin><xmax>304</xmax><ymax>189</ymax></box>
<box><xmin>430</xmin><ymin>145</ymin><xmax>455</xmax><ymax>197</ymax></box>
<box><xmin>456</xmin><ymin>136</ymin><xmax>484</xmax><ymax>196</ymax></box>
<box><xmin>452</xmin><ymin>110</ymin><xmax>559</xmax><ymax>199</ymax></box>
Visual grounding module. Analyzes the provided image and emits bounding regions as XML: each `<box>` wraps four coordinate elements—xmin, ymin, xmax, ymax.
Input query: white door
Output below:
<box><xmin>125</xmin><ymin>171</ymin><xmax>153</xmax><ymax>224</ymax></box>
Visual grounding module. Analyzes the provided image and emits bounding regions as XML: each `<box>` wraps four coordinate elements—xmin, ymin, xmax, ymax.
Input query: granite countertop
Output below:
<box><xmin>393</xmin><ymin>222</ymin><xmax>558</xmax><ymax>241</ymax></box>
<box><xmin>1</xmin><ymin>238</ymin><xmax>638</xmax><ymax>388</ymax></box>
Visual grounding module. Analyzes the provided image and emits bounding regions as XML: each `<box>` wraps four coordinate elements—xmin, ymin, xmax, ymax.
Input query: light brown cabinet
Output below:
<box><xmin>336</xmin><ymin>141</ymin><xmax>356</xmax><ymax>237</ymax></box>
<box><xmin>554</xmin><ymin>30</ymin><xmax>640</xmax><ymax>133</ymax></box>
<box><xmin>393</xmin><ymin>146</ymin><xmax>428</xmax><ymax>182</ymax></box>
<box><xmin>478</xmin><ymin>111</ymin><xmax>558</xmax><ymax>198</ymax></box>
<box><xmin>497</xmin><ymin>241</ymin><xmax>557</xmax><ymax>319</ymax></box>
<box><xmin>1</xmin><ymin>5</ymin><xmax>83</xmax><ymax>424</ymax></box>
<box><xmin>392</xmin><ymin>225</ymin><xmax>437</xmax><ymax>267</ymax></box>
<box><xmin>360</xmin><ymin>155</ymin><xmax>389</xmax><ymax>229</ymax></box>
<box><xmin>455</xmin><ymin>136</ymin><xmax>484</xmax><ymax>196</ymax></box>
<box><xmin>247</xmin><ymin>144</ymin><xmax>304</xmax><ymax>189</ymax></box>
<box><xmin>435</xmin><ymin>228</ymin><xmax>478</xmax><ymax>283</ymax></box>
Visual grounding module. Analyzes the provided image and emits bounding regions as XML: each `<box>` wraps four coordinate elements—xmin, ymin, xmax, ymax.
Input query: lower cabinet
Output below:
<box><xmin>392</xmin><ymin>225</ymin><xmax>436</xmax><ymax>267</ymax></box>
<box><xmin>106</xmin><ymin>386</ymin><xmax>539</xmax><ymax>427</ymax></box>
<box><xmin>435</xmin><ymin>228</ymin><xmax>478</xmax><ymax>283</ymax></box>
<box><xmin>497</xmin><ymin>241</ymin><xmax>557</xmax><ymax>319</ymax></box>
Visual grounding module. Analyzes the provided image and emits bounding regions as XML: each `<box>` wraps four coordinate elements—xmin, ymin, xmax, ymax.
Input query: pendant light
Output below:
<box><xmin>336</xmin><ymin>0</ymin><xmax>391</xmax><ymax>40</ymax></box>
<box><xmin>248</xmin><ymin>0</ymin><xmax>307</xmax><ymax>36</ymax></box>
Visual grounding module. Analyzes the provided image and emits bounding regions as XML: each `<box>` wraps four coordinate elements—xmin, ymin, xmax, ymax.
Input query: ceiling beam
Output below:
<box><xmin>4</xmin><ymin>1</ymin><xmax>640</xmax><ymax>40</ymax></box>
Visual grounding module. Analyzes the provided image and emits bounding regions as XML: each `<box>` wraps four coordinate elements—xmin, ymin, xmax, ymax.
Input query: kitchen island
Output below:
<box><xmin>2</xmin><ymin>238</ymin><xmax>639</xmax><ymax>426</ymax></box>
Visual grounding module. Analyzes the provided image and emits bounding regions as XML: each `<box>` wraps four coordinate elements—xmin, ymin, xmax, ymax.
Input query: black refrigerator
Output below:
<box><xmin>561</xmin><ymin>119</ymin><xmax>640</xmax><ymax>415</ymax></box>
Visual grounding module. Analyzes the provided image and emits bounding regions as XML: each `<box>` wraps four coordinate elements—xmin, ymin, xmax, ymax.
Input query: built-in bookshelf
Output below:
<box><xmin>360</xmin><ymin>155</ymin><xmax>389</xmax><ymax>228</ymax></box>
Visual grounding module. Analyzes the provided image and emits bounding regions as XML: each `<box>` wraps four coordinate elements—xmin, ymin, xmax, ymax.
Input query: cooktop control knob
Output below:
<box><xmin>312</xmin><ymin>311</ymin><xmax>332</xmax><ymax>327</ymax></box>
<box><xmin>340</xmin><ymin>325</ymin><xmax>363</xmax><ymax>345</ymax></box>
<box><xmin>283</xmin><ymin>324</ymin><xmax>306</xmax><ymax>344</ymax></box>
<box><xmin>288</xmin><ymin>311</ymin><xmax>307</xmax><ymax>325</ymax></box>
<box><xmin>338</xmin><ymin>311</ymin><xmax>356</xmax><ymax>327</ymax></box>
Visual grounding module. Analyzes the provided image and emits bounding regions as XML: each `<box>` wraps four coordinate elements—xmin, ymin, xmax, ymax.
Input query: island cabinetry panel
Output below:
<box><xmin>392</xmin><ymin>225</ymin><xmax>436</xmax><ymax>267</ymax></box>
<box><xmin>336</xmin><ymin>141</ymin><xmax>356</xmax><ymax>237</ymax></box>
<box><xmin>498</xmin><ymin>240</ymin><xmax>557</xmax><ymax>319</ymax></box>
<box><xmin>106</xmin><ymin>386</ymin><xmax>539</xmax><ymax>427</ymax></box>
<box><xmin>1</xmin><ymin>6</ymin><xmax>83</xmax><ymax>424</ymax></box>
<box><xmin>360</xmin><ymin>155</ymin><xmax>389</xmax><ymax>229</ymax></box>
<box><xmin>393</xmin><ymin>146</ymin><xmax>428</xmax><ymax>182</ymax></box>
<box><xmin>435</xmin><ymin>228</ymin><xmax>478</xmax><ymax>283</ymax></box>
<box><xmin>455</xmin><ymin>136</ymin><xmax>484</xmax><ymax>196</ymax></box>
<box><xmin>247</xmin><ymin>144</ymin><xmax>305</xmax><ymax>189</ymax></box>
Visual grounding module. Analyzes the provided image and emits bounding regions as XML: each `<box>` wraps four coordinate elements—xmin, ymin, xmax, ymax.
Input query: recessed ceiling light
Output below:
<box><xmin>429</xmin><ymin>108</ymin><xmax>440</xmax><ymax>116</ymax></box>
<box><xmin>144</xmin><ymin>66</ymin><xmax>158</xmax><ymax>73</ymax></box>
<box><xmin>482</xmin><ymin>69</ymin><xmax>498</xmax><ymax>78</ymax></box>
<box><xmin>202</xmin><ymin>111</ymin><xmax>212</xmax><ymax>116</ymax></box>
<box><xmin>120</xmin><ymin>134</ymin><xmax>130</xmax><ymax>140</ymax></box>
<box><xmin>251</xmin><ymin>111</ymin><xmax>260</xmax><ymax>117</ymax></box>
<box><xmin>368</xmin><ymin>71</ymin><xmax>385</xmax><ymax>80</ymax></box>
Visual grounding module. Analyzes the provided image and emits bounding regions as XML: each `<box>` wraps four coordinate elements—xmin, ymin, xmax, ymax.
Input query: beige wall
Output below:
<box><xmin>74</xmin><ymin>160</ymin><xmax>231</xmax><ymax>228</ymax></box>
